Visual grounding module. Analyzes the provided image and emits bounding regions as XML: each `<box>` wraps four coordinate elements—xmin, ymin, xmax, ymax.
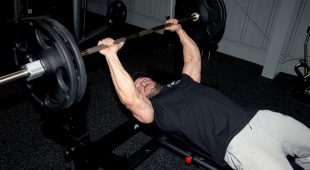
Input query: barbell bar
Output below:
<box><xmin>80</xmin><ymin>12</ymin><xmax>200</xmax><ymax>56</ymax></box>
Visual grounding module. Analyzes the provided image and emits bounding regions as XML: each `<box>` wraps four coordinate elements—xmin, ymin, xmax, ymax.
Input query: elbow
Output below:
<box><xmin>134</xmin><ymin>115</ymin><xmax>153</xmax><ymax>124</ymax></box>
<box><xmin>133</xmin><ymin>110</ymin><xmax>154</xmax><ymax>124</ymax></box>
<box><xmin>122</xmin><ymin>98</ymin><xmax>154</xmax><ymax>124</ymax></box>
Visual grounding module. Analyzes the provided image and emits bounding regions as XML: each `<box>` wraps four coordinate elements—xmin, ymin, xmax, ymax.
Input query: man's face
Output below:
<box><xmin>134</xmin><ymin>77</ymin><xmax>159</xmax><ymax>98</ymax></box>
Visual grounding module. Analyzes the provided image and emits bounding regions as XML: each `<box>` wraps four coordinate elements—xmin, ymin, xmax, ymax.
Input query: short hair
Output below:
<box><xmin>132</xmin><ymin>71</ymin><xmax>149</xmax><ymax>81</ymax></box>
<box><xmin>133</xmin><ymin>70</ymin><xmax>181</xmax><ymax>84</ymax></box>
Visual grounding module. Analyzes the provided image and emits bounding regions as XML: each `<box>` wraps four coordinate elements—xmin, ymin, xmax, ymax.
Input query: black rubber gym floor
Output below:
<box><xmin>0</xmin><ymin>21</ymin><xmax>309</xmax><ymax>169</ymax></box>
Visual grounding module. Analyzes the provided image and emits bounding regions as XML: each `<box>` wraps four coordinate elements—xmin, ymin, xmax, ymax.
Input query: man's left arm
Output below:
<box><xmin>165</xmin><ymin>19</ymin><xmax>202</xmax><ymax>82</ymax></box>
<box><xmin>177</xmin><ymin>28</ymin><xmax>201</xmax><ymax>83</ymax></box>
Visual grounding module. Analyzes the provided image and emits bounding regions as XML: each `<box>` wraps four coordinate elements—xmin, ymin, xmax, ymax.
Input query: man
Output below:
<box><xmin>98</xmin><ymin>18</ymin><xmax>310</xmax><ymax>170</ymax></box>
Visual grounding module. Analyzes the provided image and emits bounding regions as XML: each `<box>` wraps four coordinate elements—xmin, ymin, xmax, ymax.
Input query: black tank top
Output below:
<box><xmin>150</xmin><ymin>74</ymin><xmax>257</xmax><ymax>166</ymax></box>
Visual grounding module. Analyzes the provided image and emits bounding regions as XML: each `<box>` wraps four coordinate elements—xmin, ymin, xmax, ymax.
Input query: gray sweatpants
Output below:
<box><xmin>224</xmin><ymin>110</ymin><xmax>310</xmax><ymax>170</ymax></box>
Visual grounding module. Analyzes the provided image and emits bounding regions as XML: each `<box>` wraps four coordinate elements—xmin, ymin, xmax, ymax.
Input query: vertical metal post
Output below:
<box><xmin>72</xmin><ymin>0</ymin><xmax>81</xmax><ymax>41</ymax></box>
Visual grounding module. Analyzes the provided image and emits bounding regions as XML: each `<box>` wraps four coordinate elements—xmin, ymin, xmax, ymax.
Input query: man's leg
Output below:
<box><xmin>253</xmin><ymin>110</ymin><xmax>310</xmax><ymax>169</ymax></box>
<box><xmin>224</xmin><ymin>118</ymin><xmax>293</xmax><ymax>170</ymax></box>
<box><xmin>283</xmin><ymin>119</ymin><xmax>310</xmax><ymax>170</ymax></box>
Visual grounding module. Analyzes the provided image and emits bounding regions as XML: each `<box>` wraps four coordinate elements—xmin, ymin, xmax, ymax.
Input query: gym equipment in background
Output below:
<box><xmin>294</xmin><ymin>26</ymin><xmax>310</xmax><ymax>96</ymax></box>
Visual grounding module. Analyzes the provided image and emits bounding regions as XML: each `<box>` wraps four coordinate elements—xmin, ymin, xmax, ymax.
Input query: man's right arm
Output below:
<box><xmin>98</xmin><ymin>38</ymin><xmax>155</xmax><ymax>124</ymax></box>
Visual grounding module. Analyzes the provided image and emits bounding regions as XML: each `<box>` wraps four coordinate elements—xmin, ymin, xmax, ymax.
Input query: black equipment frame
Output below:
<box><xmin>73</xmin><ymin>0</ymin><xmax>112</xmax><ymax>44</ymax></box>
<box><xmin>42</xmin><ymin>117</ymin><xmax>224</xmax><ymax>170</ymax></box>
<box><xmin>42</xmin><ymin>113</ymin><xmax>160</xmax><ymax>170</ymax></box>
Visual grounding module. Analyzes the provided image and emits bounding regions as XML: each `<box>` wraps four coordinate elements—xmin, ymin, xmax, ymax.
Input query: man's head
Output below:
<box><xmin>133</xmin><ymin>72</ymin><xmax>162</xmax><ymax>98</ymax></box>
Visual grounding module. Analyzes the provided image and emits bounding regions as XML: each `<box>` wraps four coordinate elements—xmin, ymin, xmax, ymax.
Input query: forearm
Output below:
<box><xmin>176</xmin><ymin>28</ymin><xmax>200</xmax><ymax>60</ymax></box>
<box><xmin>176</xmin><ymin>28</ymin><xmax>201</xmax><ymax>82</ymax></box>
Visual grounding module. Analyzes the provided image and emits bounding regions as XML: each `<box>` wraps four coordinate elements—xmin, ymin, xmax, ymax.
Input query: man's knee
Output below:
<box><xmin>225</xmin><ymin>149</ymin><xmax>293</xmax><ymax>170</ymax></box>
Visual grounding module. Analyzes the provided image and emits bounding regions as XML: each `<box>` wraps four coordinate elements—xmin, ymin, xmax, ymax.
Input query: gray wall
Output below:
<box><xmin>220</xmin><ymin>0</ymin><xmax>310</xmax><ymax>78</ymax></box>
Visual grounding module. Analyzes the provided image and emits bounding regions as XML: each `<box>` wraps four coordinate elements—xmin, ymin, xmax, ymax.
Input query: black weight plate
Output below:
<box><xmin>106</xmin><ymin>0</ymin><xmax>127</xmax><ymax>25</ymax></box>
<box><xmin>200</xmin><ymin>0</ymin><xmax>226</xmax><ymax>43</ymax></box>
<box><xmin>33</xmin><ymin>19</ymin><xmax>78</xmax><ymax>111</ymax></box>
<box><xmin>177</xmin><ymin>0</ymin><xmax>226</xmax><ymax>48</ymax></box>
<box><xmin>14</xmin><ymin>18</ymin><xmax>78</xmax><ymax>111</ymax></box>
<box><xmin>42</xmin><ymin>18</ymin><xmax>87</xmax><ymax>106</ymax></box>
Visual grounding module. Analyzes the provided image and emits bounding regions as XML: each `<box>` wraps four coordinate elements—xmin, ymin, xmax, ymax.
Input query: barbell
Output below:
<box><xmin>0</xmin><ymin>0</ymin><xmax>226</xmax><ymax>112</ymax></box>
<box><xmin>0</xmin><ymin>13</ymin><xmax>199</xmax><ymax>112</ymax></box>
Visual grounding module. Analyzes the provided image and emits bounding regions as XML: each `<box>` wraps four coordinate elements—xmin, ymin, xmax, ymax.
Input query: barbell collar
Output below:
<box><xmin>81</xmin><ymin>12</ymin><xmax>200</xmax><ymax>56</ymax></box>
<box><xmin>23</xmin><ymin>60</ymin><xmax>45</xmax><ymax>81</ymax></box>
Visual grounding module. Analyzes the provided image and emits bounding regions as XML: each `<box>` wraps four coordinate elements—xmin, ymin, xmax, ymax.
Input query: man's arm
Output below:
<box><xmin>98</xmin><ymin>38</ymin><xmax>154</xmax><ymax>123</ymax></box>
<box><xmin>165</xmin><ymin>19</ymin><xmax>201</xmax><ymax>82</ymax></box>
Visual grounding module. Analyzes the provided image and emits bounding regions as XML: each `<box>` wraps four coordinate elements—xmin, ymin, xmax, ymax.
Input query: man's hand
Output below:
<box><xmin>98</xmin><ymin>38</ymin><xmax>125</xmax><ymax>57</ymax></box>
<box><xmin>165</xmin><ymin>18</ymin><xmax>182</xmax><ymax>32</ymax></box>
